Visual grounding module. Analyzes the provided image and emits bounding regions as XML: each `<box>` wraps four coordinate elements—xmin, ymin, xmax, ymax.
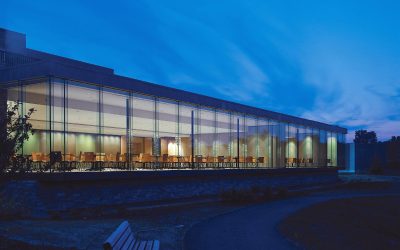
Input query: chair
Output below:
<box><xmin>66</xmin><ymin>153</ymin><xmax>78</xmax><ymax>171</ymax></box>
<box><xmin>217</xmin><ymin>156</ymin><xmax>225</xmax><ymax>168</ymax></box>
<box><xmin>225</xmin><ymin>156</ymin><xmax>234</xmax><ymax>168</ymax></box>
<box><xmin>31</xmin><ymin>152</ymin><xmax>41</xmax><ymax>170</ymax></box>
<box><xmin>257</xmin><ymin>157</ymin><xmax>265</xmax><ymax>167</ymax></box>
<box><xmin>180</xmin><ymin>156</ymin><xmax>190</xmax><ymax>169</ymax></box>
<box><xmin>120</xmin><ymin>154</ymin><xmax>128</xmax><ymax>170</ymax></box>
<box><xmin>245</xmin><ymin>156</ymin><xmax>255</xmax><ymax>168</ymax></box>
<box><xmin>195</xmin><ymin>155</ymin><xmax>204</xmax><ymax>169</ymax></box>
<box><xmin>140</xmin><ymin>153</ymin><xmax>152</xmax><ymax>169</ymax></box>
<box><xmin>49</xmin><ymin>151</ymin><xmax>62</xmax><ymax>171</ymax></box>
<box><xmin>239</xmin><ymin>156</ymin><xmax>245</xmax><ymax>168</ymax></box>
<box><xmin>85</xmin><ymin>152</ymin><xmax>98</xmax><ymax>171</ymax></box>
<box><xmin>162</xmin><ymin>154</ymin><xmax>169</xmax><ymax>168</ymax></box>
<box><xmin>206</xmin><ymin>156</ymin><xmax>215</xmax><ymax>168</ymax></box>
<box><xmin>168</xmin><ymin>155</ymin><xmax>178</xmax><ymax>169</ymax></box>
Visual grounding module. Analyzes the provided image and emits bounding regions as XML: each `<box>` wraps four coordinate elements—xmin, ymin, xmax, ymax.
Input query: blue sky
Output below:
<box><xmin>2</xmin><ymin>0</ymin><xmax>400</xmax><ymax>141</ymax></box>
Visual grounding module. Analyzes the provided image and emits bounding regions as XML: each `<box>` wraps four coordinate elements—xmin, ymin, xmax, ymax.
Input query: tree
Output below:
<box><xmin>0</xmin><ymin>102</ymin><xmax>35</xmax><ymax>173</ymax></box>
<box><xmin>390</xmin><ymin>136</ymin><xmax>400</xmax><ymax>142</ymax></box>
<box><xmin>354</xmin><ymin>130</ymin><xmax>377</xmax><ymax>144</ymax></box>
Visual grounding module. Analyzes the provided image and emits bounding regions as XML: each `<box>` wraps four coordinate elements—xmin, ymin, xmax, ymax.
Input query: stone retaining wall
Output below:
<box><xmin>0</xmin><ymin>168</ymin><xmax>339</xmax><ymax>218</ymax></box>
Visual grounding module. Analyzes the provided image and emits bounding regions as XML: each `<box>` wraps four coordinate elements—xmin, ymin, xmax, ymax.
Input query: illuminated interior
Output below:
<box><xmin>6</xmin><ymin>78</ymin><xmax>346</xmax><ymax>168</ymax></box>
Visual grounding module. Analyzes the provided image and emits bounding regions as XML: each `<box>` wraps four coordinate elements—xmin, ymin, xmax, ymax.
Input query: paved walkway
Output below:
<box><xmin>184</xmin><ymin>186</ymin><xmax>400</xmax><ymax>250</ymax></box>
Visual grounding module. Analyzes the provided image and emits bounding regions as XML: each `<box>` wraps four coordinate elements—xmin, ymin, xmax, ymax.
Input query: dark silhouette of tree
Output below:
<box><xmin>354</xmin><ymin>130</ymin><xmax>377</xmax><ymax>144</ymax></box>
<box><xmin>0</xmin><ymin>102</ymin><xmax>35</xmax><ymax>173</ymax></box>
<box><xmin>390</xmin><ymin>136</ymin><xmax>400</xmax><ymax>142</ymax></box>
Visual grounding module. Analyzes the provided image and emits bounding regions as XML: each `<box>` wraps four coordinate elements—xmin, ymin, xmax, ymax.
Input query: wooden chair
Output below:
<box><xmin>217</xmin><ymin>156</ymin><xmax>225</xmax><ymax>168</ymax></box>
<box><xmin>140</xmin><ymin>153</ymin><xmax>152</xmax><ymax>169</ymax></box>
<box><xmin>257</xmin><ymin>157</ymin><xmax>264</xmax><ymax>167</ymax></box>
<box><xmin>66</xmin><ymin>153</ymin><xmax>78</xmax><ymax>171</ymax></box>
<box><xmin>239</xmin><ymin>156</ymin><xmax>245</xmax><ymax>168</ymax></box>
<box><xmin>162</xmin><ymin>154</ymin><xmax>169</xmax><ymax>168</ymax></box>
<box><xmin>85</xmin><ymin>152</ymin><xmax>100</xmax><ymax>171</ymax></box>
<box><xmin>245</xmin><ymin>156</ymin><xmax>256</xmax><ymax>168</ymax></box>
<box><xmin>168</xmin><ymin>155</ymin><xmax>178</xmax><ymax>169</ymax></box>
<box><xmin>225</xmin><ymin>156</ymin><xmax>234</xmax><ymax>168</ymax></box>
<box><xmin>103</xmin><ymin>221</ymin><xmax>159</xmax><ymax>250</ymax></box>
<box><xmin>205</xmin><ymin>156</ymin><xmax>216</xmax><ymax>168</ymax></box>
<box><xmin>120</xmin><ymin>154</ymin><xmax>128</xmax><ymax>170</ymax></box>
<box><xmin>195</xmin><ymin>155</ymin><xmax>204</xmax><ymax>169</ymax></box>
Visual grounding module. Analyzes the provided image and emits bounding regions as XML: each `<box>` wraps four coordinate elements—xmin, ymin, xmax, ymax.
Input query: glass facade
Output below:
<box><xmin>5</xmin><ymin>77</ymin><xmax>346</xmax><ymax>170</ymax></box>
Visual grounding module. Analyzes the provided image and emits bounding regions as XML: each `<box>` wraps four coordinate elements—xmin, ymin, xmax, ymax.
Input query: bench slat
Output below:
<box><xmin>152</xmin><ymin>240</ymin><xmax>160</xmax><ymax>250</ymax></box>
<box><xmin>120</xmin><ymin>233</ymin><xmax>136</xmax><ymax>250</ymax></box>
<box><xmin>104</xmin><ymin>221</ymin><xmax>130</xmax><ymax>249</ymax></box>
<box><xmin>144</xmin><ymin>240</ymin><xmax>154</xmax><ymax>250</ymax></box>
<box><xmin>122</xmin><ymin>238</ymin><xmax>136</xmax><ymax>250</ymax></box>
<box><xmin>133</xmin><ymin>240</ymin><xmax>142</xmax><ymax>250</ymax></box>
<box><xmin>112</xmin><ymin>225</ymin><xmax>133</xmax><ymax>250</ymax></box>
<box><xmin>137</xmin><ymin>240</ymin><xmax>147</xmax><ymax>250</ymax></box>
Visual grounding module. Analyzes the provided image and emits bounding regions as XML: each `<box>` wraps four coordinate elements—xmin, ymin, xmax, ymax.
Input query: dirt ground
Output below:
<box><xmin>279</xmin><ymin>195</ymin><xmax>400</xmax><ymax>250</ymax></box>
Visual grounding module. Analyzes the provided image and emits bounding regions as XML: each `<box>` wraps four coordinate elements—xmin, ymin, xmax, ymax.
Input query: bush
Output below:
<box><xmin>220</xmin><ymin>188</ymin><xmax>254</xmax><ymax>203</ymax></box>
<box><xmin>0</xmin><ymin>191</ymin><xmax>31</xmax><ymax>219</ymax></box>
<box><xmin>369</xmin><ymin>156</ymin><xmax>384</xmax><ymax>175</ymax></box>
<box><xmin>276</xmin><ymin>187</ymin><xmax>288</xmax><ymax>198</ymax></box>
<box><xmin>262</xmin><ymin>187</ymin><xmax>273</xmax><ymax>199</ymax></box>
<box><xmin>369</xmin><ymin>166</ymin><xmax>384</xmax><ymax>175</ymax></box>
<box><xmin>220</xmin><ymin>186</ymin><xmax>276</xmax><ymax>203</ymax></box>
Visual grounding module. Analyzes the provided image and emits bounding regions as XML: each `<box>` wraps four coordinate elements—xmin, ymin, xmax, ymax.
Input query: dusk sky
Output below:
<box><xmin>2</xmin><ymin>0</ymin><xmax>399</xmax><ymax>141</ymax></box>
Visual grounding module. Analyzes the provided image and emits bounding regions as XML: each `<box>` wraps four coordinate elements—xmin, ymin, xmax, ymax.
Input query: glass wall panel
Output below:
<box><xmin>285</xmin><ymin>124</ymin><xmax>297</xmax><ymax>167</ymax></box>
<box><xmin>50</xmin><ymin>78</ymin><xmax>66</xmax><ymax>155</ymax></box>
<box><xmin>216</xmin><ymin>111</ymin><xmax>231</xmax><ymax>158</ymax></box>
<box><xmin>299</xmin><ymin>126</ymin><xmax>313</xmax><ymax>166</ymax></box>
<box><xmin>337</xmin><ymin>133</ymin><xmax>346</xmax><ymax>167</ymax></box>
<box><xmin>131</xmin><ymin>94</ymin><xmax>155</xmax><ymax>158</ymax></box>
<box><xmin>66</xmin><ymin>81</ymin><xmax>100</xmax><ymax>158</ymax></box>
<box><xmin>312</xmin><ymin>128</ymin><xmax>320</xmax><ymax>167</ymax></box>
<box><xmin>179</xmin><ymin>103</ymin><xmax>194</xmax><ymax>162</ymax></box>
<box><xmin>158</xmin><ymin>99</ymin><xmax>179</xmax><ymax>156</ymax></box>
<box><xmin>197</xmin><ymin>107</ymin><xmax>216</xmax><ymax>158</ymax></box>
<box><xmin>245</xmin><ymin>116</ymin><xmax>258</xmax><ymax>166</ymax></box>
<box><xmin>17</xmin><ymin>81</ymin><xmax>50</xmax><ymax>156</ymax></box>
<box><xmin>231</xmin><ymin>114</ymin><xmax>245</xmax><ymax>164</ymax></box>
<box><xmin>277</xmin><ymin>122</ymin><xmax>286</xmax><ymax>167</ymax></box>
<box><xmin>258</xmin><ymin>118</ymin><xmax>270</xmax><ymax>167</ymax></box>
<box><xmin>101</xmin><ymin>88</ymin><xmax>128</xmax><ymax>160</ymax></box>
<box><xmin>327</xmin><ymin>131</ymin><xmax>337</xmax><ymax>166</ymax></box>
<box><xmin>319</xmin><ymin>130</ymin><xmax>327</xmax><ymax>166</ymax></box>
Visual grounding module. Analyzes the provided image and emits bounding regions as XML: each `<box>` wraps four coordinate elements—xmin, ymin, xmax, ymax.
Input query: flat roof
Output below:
<box><xmin>0</xmin><ymin>28</ymin><xmax>346</xmax><ymax>133</ymax></box>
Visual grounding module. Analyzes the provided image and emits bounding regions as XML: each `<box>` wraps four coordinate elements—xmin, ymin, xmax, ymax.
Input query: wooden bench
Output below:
<box><xmin>103</xmin><ymin>221</ymin><xmax>160</xmax><ymax>250</ymax></box>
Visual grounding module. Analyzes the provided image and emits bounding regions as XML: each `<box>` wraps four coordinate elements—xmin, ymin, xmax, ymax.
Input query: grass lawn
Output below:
<box><xmin>279</xmin><ymin>195</ymin><xmax>400</xmax><ymax>250</ymax></box>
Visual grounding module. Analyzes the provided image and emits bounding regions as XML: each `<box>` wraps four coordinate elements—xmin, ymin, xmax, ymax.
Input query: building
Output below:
<box><xmin>0</xmin><ymin>28</ymin><xmax>347</xmax><ymax>170</ymax></box>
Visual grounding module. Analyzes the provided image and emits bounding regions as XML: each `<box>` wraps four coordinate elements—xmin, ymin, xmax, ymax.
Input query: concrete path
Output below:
<box><xmin>184</xmin><ymin>187</ymin><xmax>400</xmax><ymax>250</ymax></box>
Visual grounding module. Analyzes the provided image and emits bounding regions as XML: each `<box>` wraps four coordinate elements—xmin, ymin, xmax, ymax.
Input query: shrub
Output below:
<box><xmin>220</xmin><ymin>188</ymin><xmax>254</xmax><ymax>203</ymax></box>
<box><xmin>262</xmin><ymin>187</ymin><xmax>273</xmax><ymax>199</ymax></box>
<box><xmin>0</xmin><ymin>191</ymin><xmax>31</xmax><ymax>219</ymax></box>
<box><xmin>369</xmin><ymin>155</ymin><xmax>384</xmax><ymax>175</ymax></box>
<box><xmin>369</xmin><ymin>166</ymin><xmax>384</xmax><ymax>175</ymax></box>
<box><xmin>276</xmin><ymin>187</ymin><xmax>288</xmax><ymax>198</ymax></box>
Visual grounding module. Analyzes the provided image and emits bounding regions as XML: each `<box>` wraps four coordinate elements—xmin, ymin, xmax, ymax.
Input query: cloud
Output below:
<box><xmin>3</xmin><ymin>0</ymin><xmax>399</xmax><ymax>142</ymax></box>
<box><xmin>298</xmin><ymin>33</ymin><xmax>400</xmax><ymax>141</ymax></box>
